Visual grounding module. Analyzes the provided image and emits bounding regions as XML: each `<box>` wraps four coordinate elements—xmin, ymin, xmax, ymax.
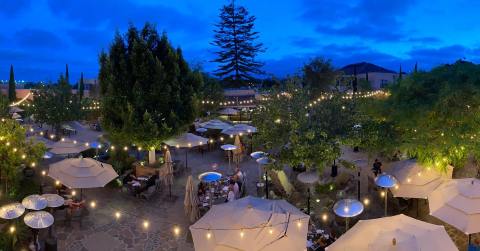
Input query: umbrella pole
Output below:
<box><xmin>185</xmin><ymin>150</ymin><xmax>188</xmax><ymax>170</ymax></box>
<box><xmin>307</xmin><ymin>187</ymin><xmax>311</xmax><ymax>215</ymax></box>
<box><xmin>469</xmin><ymin>234</ymin><xmax>471</xmax><ymax>245</ymax></box>
<box><xmin>357</xmin><ymin>169</ymin><xmax>361</xmax><ymax>201</ymax></box>
<box><xmin>384</xmin><ymin>188</ymin><xmax>388</xmax><ymax>216</ymax></box>
<box><xmin>169</xmin><ymin>183</ymin><xmax>172</xmax><ymax>199</ymax></box>
<box><xmin>345</xmin><ymin>217</ymin><xmax>349</xmax><ymax>231</ymax></box>
<box><xmin>265</xmin><ymin>169</ymin><xmax>269</xmax><ymax>199</ymax></box>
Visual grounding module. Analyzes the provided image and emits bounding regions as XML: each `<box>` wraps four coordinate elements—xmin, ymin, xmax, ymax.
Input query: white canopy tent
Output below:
<box><xmin>428</xmin><ymin>178</ymin><xmax>480</xmax><ymax>235</ymax></box>
<box><xmin>326</xmin><ymin>214</ymin><xmax>458</xmax><ymax>251</ymax></box>
<box><xmin>190</xmin><ymin>196</ymin><xmax>309</xmax><ymax>251</ymax></box>
<box><xmin>221</xmin><ymin>124</ymin><xmax>257</xmax><ymax>136</ymax></box>
<box><xmin>219</xmin><ymin>108</ymin><xmax>239</xmax><ymax>116</ymax></box>
<box><xmin>48</xmin><ymin>157</ymin><xmax>118</xmax><ymax>189</ymax></box>
<box><xmin>199</xmin><ymin>119</ymin><xmax>232</xmax><ymax>130</ymax></box>
<box><xmin>390</xmin><ymin>159</ymin><xmax>452</xmax><ymax>199</ymax></box>
<box><xmin>49</xmin><ymin>139</ymin><xmax>90</xmax><ymax>156</ymax></box>
<box><xmin>164</xmin><ymin>133</ymin><xmax>208</xmax><ymax>169</ymax></box>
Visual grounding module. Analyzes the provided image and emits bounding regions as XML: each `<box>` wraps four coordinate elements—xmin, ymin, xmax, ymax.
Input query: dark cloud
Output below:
<box><xmin>15</xmin><ymin>29</ymin><xmax>64</xmax><ymax>48</ymax></box>
<box><xmin>407</xmin><ymin>37</ymin><xmax>442</xmax><ymax>44</ymax></box>
<box><xmin>301</xmin><ymin>0</ymin><xmax>417</xmax><ymax>42</ymax></box>
<box><xmin>46</xmin><ymin>0</ymin><xmax>210</xmax><ymax>39</ymax></box>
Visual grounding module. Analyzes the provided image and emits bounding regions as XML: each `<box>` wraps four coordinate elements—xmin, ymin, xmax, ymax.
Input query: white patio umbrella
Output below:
<box><xmin>326</xmin><ymin>214</ymin><xmax>458</xmax><ymax>251</ymax></box>
<box><xmin>428</xmin><ymin>178</ymin><xmax>480</xmax><ymax>238</ymax></box>
<box><xmin>219</xmin><ymin>107</ymin><xmax>239</xmax><ymax>115</ymax></box>
<box><xmin>164</xmin><ymin>133</ymin><xmax>208</xmax><ymax>169</ymax></box>
<box><xmin>48</xmin><ymin>157</ymin><xmax>118</xmax><ymax>190</ymax></box>
<box><xmin>390</xmin><ymin>159</ymin><xmax>451</xmax><ymax>199</ymax></box>
<box><xmin>24</xmin><ymin>211</ymin><xmax>54</xmax><ymax>251</ymax></box>
<box><xmin>221</xmin><ymin>124</ymin><xmax>257</xmax><ymax>136</ymax></box>
<box><xmin>9</xmin><ymin>106</ymin><xmax>24</xmax><ymax>114</ymax></box>
<box><xmin>22</xmin><ymin>195</ymin><xmax>48</xmax><ymax>211</ymax></box>
<box><xmin>0</xmin><ymin>203</ymin><xmax>25</xmax><ymax>219</ymax></box>
<box><xmin>190</xmin><ymin>196</ymin><xmax>309</xmax><ymax>251</ymax></box>
<box><xmin>11</xmin><ymin>112</ymin><xmax>21</xmax><ymax>119</ymax></box>
<box><xmin>199</xmin><ymin>119</ymin><xmax>232</xmax><ymax>130</ymax></box>
<box><xmin>184</xmin><ymin>175</ymin><xmax>200</xmax><ymax>223</ymax></box>
<box><xmin>49</xmin><ymin>139</ymin><xmax>90</xmax><ymax>155</ymax></box>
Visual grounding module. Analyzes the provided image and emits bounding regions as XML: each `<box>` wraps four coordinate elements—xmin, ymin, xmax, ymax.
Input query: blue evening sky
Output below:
<box><xmin>1</xmin><ymin>0</ymin><xmax>479</xmax><ymax>82</ymax></box>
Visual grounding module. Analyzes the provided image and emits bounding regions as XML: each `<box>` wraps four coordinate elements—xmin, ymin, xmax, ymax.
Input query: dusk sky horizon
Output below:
<box><xmin>1</xmin><ymin>0</ymin><xmax>480</xmax><ymax>83</ymax></box>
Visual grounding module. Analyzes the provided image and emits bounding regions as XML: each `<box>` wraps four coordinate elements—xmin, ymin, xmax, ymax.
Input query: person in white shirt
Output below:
<box><xmin>227</xmin><ymin>184</ymin><xmax>236</xmax><ymax>202</ymax></box>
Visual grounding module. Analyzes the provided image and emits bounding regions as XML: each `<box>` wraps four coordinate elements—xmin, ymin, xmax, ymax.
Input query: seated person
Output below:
<box><xmin>227</xmin><ymin>184</ymin><xmax>236</xmax><ymax>202</ymax></box>
<box><xmin>234</xmin><ymin>167</ymin><xmax>244</xmax><ymax>188</ymax></box>
<box><xmin>197</xmin><ymin>182</ymin><xmax>207</xmax><ymax>196</ymax></box>
<box><xmin>124</xmin><ymin>174</ymin><xmax>138</xmax><ymax>185</ymax></box>
<box><xmin>229</xmin><ymin>179</ymin><xmax>240</xmax><ymax>199</ymax></box>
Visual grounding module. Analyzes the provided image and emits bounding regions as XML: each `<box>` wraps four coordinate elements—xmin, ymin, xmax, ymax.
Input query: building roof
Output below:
<box><xmin>224</xmin><ymin>89</ymin><xmax>256</xmax><ymax>97</ymax></box>
<box><xmin>340</xmin><ymin>62</ymin><xmax>396</xmax><ymax>75</ymax></box>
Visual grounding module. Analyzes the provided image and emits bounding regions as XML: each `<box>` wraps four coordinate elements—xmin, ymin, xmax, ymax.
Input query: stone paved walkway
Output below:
<box><xmin>53</xmin><ymin>148</ymin><xmax>261</xmax><ymax>251</ymax></box>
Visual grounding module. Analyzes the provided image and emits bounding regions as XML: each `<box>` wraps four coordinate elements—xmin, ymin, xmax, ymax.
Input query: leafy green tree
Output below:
<box><xmin>212</xmin><ymin>0</ymin><xmax>265</xmax><ymax>86</ymax></box>
<box><xmin>0</xmin><ymin>119</ymin><xmax>45</xmax><ymax>195</ymax></box>
<box><xmin>32</xmin><ymin>75</ymin><xmax>81</xmax><ymax>133</ymax></box>
<box><xmin>252</xmin><ymin>81</ymin><xmax>354</xmax><ymax>171</ymax></box>
<box><xmin>372</xmin><ymin>60</ymin><xmax>480</xmax><ymax>171</ymax></box>
<box><xmin>99</xmin><ymin>23</ymin><xmax>203</xmax><ymax>164</ymax></box>
<box><xmin>302</xmin><ymin>58</ymin><xmax>337</xmax><ymax>98</ymax></box>
<box><xmin>8</xmin><ymin>65</ymin><xmax>16</xmax><ymax>102</ymax></box>
<box><xmin>0</xmin><ymin>94</ymin><xmax>9</xmax><ymax>117</ymax></box>
<box><xmin>79</xmin><ymin>72</ymin><xmax>85</xmax><ymax>100</ymax></box>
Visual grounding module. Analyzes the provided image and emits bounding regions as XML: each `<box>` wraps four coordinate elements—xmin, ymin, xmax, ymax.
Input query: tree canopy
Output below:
<box><xmin>212</xmin><ymin>0</ymin><xmax>264</xmax><ymax>86</ymax></box>
<box><xmin>31</xmin><ymin>75</ymin><xmax>81</xmax><ymax>132</ymax></box>
<box><xmin>99</xmin><ymin>23</ymin><xmax>203</xmax><ymax>150</ymax></box>
<box><xmin>371</xmin><ymin>60</ymin><xmax>480</xmax><ymax>170</ymax></box>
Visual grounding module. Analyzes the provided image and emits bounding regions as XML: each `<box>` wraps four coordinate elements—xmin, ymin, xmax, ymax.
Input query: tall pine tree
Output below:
<box><xmin>8</xmin><ymin>65</ymin><xmax>16</xmax><ymax>102</ymax></box>
<box><xmin>79</xmin><ymin>72</ymin><xmax>85</xmax><ymax>99</ymax></box>
<box><xmin>212</xmin><ymin>0</ymin><xmax>264</xmax><ymax>87</ymax></box>
<box><xmin>65</xmin><ymin>64</ymin><xmax>69</xmax><ymax>84</ymax></box>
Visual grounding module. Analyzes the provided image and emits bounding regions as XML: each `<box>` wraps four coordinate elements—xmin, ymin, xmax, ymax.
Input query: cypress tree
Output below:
<box><xmin>212</xmin><ymin>0</ymin><xmax>265</xmax><ymax>87</ymax></box>
<box><xmin>79</xmin><ymin>72</ymin><xmax>85</xmax><ymax>99</ymax></box>
<box><xmin>414</xmin><ymin>62</ymin><xmax>418</xmax><ymax>73</ymax></box>
<box><xmin>399</xmin><ymin>65</ymin><xmax>403</xmax><ymax>80</ymax></box>
<box><xmin>8</xmin><ymin>65</ymin><xmax>16</xmax><ymax>102</ymax></box>
<box><xmin>65</xmin><ymin>64</ymin><xmax>69</xmax><ymax>85</ymax></box>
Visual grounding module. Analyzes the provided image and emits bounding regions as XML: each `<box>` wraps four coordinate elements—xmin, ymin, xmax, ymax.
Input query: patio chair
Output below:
<box><xmin>140</xmin><ymin>186</ymin><xmax>157</xmax><ymax>200</ymax></box>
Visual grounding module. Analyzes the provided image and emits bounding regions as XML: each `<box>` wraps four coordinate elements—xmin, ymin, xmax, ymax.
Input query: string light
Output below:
<box><xmin>115</xmin><ymin>211</ymin><xmax>121</xmax><ymax>219</ymax></box>
<box><xmin>143</xmin><ymin>220</ymin><xmax>149</xmax><ymax>229</ymax></box>
<box><xmin>173</xmin><ymin>226</ymin><xmax>180</xmax><ymax>236</ymax></box>
<box><xmin>239</xmin><ymin>229</ymin><xmax>245</xmax><ymax>238</ymax></box>
<box><xmin>363</xmin><ymin>198</ymin><xmax>370</xmax><ymax>206</ymax></box>
<box><xmin>206</xmin><ymin>231</ymin><xmax>212</xmax><ymax>239</ymax></box>
<box><xmin>90</xmin><ymin>201</ymin><xmax>96</xmax><ymax>208</ymax></box>
<box><xmin>322</xmin><ymin>213</ymin><xmax>328</xmax><ymax>221</ymax></box>
<box><xmin>9</xmin><ymin>226</ymin><xmax>15</xmax><ymax>234</ymax></box>
<box><xmin>380</xmin><ymin>191</ymin><xmax>386</xmax><ymax>197</ymax></box>
<box><xmin>41</xmin><ymin>170</ymin><xmax>46</xmax><ymax>176</ymax></box>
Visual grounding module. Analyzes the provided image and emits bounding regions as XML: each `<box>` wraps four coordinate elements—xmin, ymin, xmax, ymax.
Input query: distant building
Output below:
<box><xmin>223</xmin><ymin>89</ymin><xmax>257</xmax><ymax>108</ymax></box>
<box><xmin>340</xmin><ymin>62</ymin><xmax>401</xmax><ymax>89</ymax></box>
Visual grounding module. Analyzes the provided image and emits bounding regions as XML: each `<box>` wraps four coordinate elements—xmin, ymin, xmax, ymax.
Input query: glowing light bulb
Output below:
<box><xmin>315</xmin><ymin>199</ymin><xmax>320</xmax><ymax>203</ymax></box>
<box><xmin>240</xmin><ymin>230</ymin><xmax>245</xmax><ymax>238</ymax></box>
<box><xmin>73</xmin><ymin>140</ymin><xmax>77</xmax><ymax>144</ymax></box>
<box><xmin>380</xmin><ymin>191</ymin><xmax>386</xmax><ymax>197</ymax></box>
<box><xmin>71</xmin><ymin>191</ymin><xmax>76</xmax><ymax>196</ymax></box>
<box><xmin>21</xmin><ymin>154</ymin><xmax>26</xmax><ymax>159</ymax></box>
<box><xmin>143</xmin><ymin>220</ymin><xmax>149</xmax><ymax>229</ymax></box>
<box><xmin>322</xmin><ymin>214</ymin><xmax>328</xmax><ymax>221</ymax></box>
<box><xmin>115</xmin><ymin>212</ymin><xmax>121</xmax><ymax>219</ymax></box>
<box><xmin>173</xmin><ymin>226</ymin><xmax>180</xmax><ymax>236</ymax></box>
<box><xmin>363</xmin><ymin>198</ymin><xmax>370</xmax><ymax>206</ymax></box>
<box><xmin>206</xmin><ymin>232</ymin><xmax>212</xmax><ymax>239</ymax></box>
<box><xmin>137</xmin><ymin>147</ymin><xmax>142</xmax><ymax>151</ymax></box>
<box><xmin>407</xmin><ymin>178</ymin><xmax>411</xmax><ymax>183</ymax></box>
<box><xmin>41</xmin><ymin>170</ymin><xmax>46</xmax><ymax>176</ymax></box>
<box><xmin>55</xmin><ymin>180</ymin><xmax>60</xmax><ymax>186</ymax></box>
<box><xmin>111</xmin><ymin>145</ymin><xmax>115</xmax><ymax>150</ymax></box>
<box><xmin>297</xmin><ymin>221</ymin><xmax>302</xmax><ymax>228</ymax></box>
<box><xmin>343</xmin><ymin>206</ymin><xmax>349</xmax><ymax>213</ymax></box>
<box><xmin>9</xmin><ymin>226</ymin><xmax>15</xmax><ymax>233</ymax></box>
<box><xmin>31</xmin><ymin>162</ymin><xmax>36</xmax><ymax>167</ymax></box>
<box><xmin>123</xmin><ymin>146</ymin><xmax>128</xmax><ymax>151</ymax></box>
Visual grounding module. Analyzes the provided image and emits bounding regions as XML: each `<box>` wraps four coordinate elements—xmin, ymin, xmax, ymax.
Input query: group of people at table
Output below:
<box><xmin>197</xmin><ymin>167</ymin><xmax>245</xmax><ymax>207</ymax></box>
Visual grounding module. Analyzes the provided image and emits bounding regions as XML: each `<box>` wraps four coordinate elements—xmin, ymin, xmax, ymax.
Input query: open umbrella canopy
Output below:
<box><xmin>220</xmin><ymin>144</ymin><xmax>237</xmax><ymax>151</ymax></box>
<box><xmin>164</xmin><ymin>133</ymin><xmax>208</xmax><ymax>148</ymax></box>
<box><xmin>49</xmin><ymin>139</ymin><xmax>90</xmax><ymax>155</ymax></box>
<box><xmin>250</xmin><ymin>151</ymin><xmax>266</xmax><ymax>159</ymax></box>
<box><xmin>0</xmin><ymin>203</ymin><xmax>25</xmax><ymax>219</ymax></box>
<box><xmin>218</xmin><ymin>107</ymin><xmax>239</xmax><ymax>115</ymax></box>
<box><xmin>24</xmin><ymin>211</ymin><xmax>54</xmax><ymax>229</ymax></box>
<box><xmin>190</xmin><ymin>196</ymin><xmax>309</xmax><ymax>251</ymax></box>
<box><xmin>11</xmin><ymin>112</ymin><xmax>21</xmax><ymax>119</ymax></box>
<box><xmin>428</xmin><ymin>178</ymin><xmax>480</xmax><ymax>234</ymax></box>
<box><xmin>297</xmin><ymin>171</ymin><xmax>319</xmax><ymax>185</ymax></box>
<box><xmin>22</xmin><ymin>195</ymin><xmax>48</xmax><ymax>210</ymax></box>
<box><xmin>390</xmin><ymin>159</ymin><xmax>450</xmax><ymax>199</ymax></box>
<box><xmin>48</xmin><ymin>157</ymin><xmax>118</xmax><ymax>188</ymax></box>
<box><xmin>42</xmin><ymin>194</ymin><xmax>65</xmax><ymax>208</ymax></box>
<box><xmin>199</xmin><ymin>119</ymin><xmax>232</xmax><ymax>130</ymax></box>
<box><xmin>326</xmin><ymin>214</ymin><xmax>457</xmax><ymax>251</ymax></box>
<box><xmin>9</xmin><ymin>106</ymin><xmax>24</xmax><ymax>114</ymax></box>
<box><xmin>375</xmin><ymin>173</ymin><xmax>398</xmax><ymax>188</ymax></box>
<box><xmin>221</xmin><ymin>124</ymin><xmax>257</xmax><ymax>136</ymax></box>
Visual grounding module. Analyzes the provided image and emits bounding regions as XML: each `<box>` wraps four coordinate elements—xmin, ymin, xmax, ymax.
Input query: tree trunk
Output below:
<box><xmin>148</xmin><ymin>149</ymin><xmax>156</xmax><ymax>165</ymax></box>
